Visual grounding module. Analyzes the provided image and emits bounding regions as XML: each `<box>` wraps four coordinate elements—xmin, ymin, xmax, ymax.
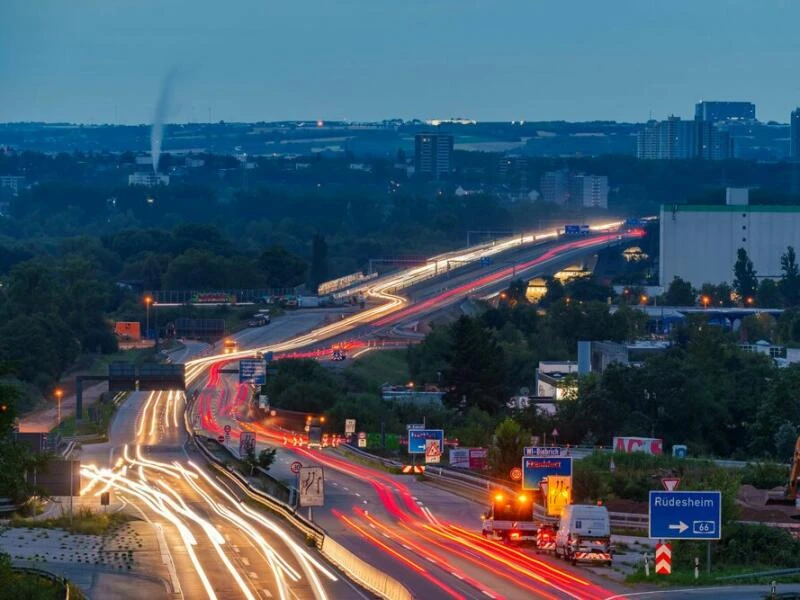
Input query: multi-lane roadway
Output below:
<box><xmin>181</xmin><ymin>228</ymin><xmax>638</xmax><ymax>599</ymax></box>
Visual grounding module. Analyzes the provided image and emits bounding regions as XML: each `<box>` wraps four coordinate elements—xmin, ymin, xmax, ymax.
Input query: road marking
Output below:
<box><xmin>249</xmin><ymin>571</ymin><xmax>258</xmax><ymax>579</ymax></box>
<box><xmin>355</xmin><ymin>492</ymin><xmax>361</xmax><ymax>497</ymax></box>
<box><xmin>241</xmin><ymin>557</ymin><xmax>250</xmax><ymax>566</ymax></box>
<box><xmin>261</xmin><ymin>589</ymin><xmax>272</xmax><ymax>598</ymax></box>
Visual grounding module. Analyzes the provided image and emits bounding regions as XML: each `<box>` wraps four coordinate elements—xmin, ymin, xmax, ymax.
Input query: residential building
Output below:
<box><xmin>791</xmin><ymin>108</ymin><xmax>800</xmax><ymax>162</ymax></box>
<box><xmin>414</xmin><ymin>133</ymin><xmax>453</xmax><ymax>179</ymax></box>
<box><xmin>128</xmin><ymin>172</ymin><xmax>169</xmax><ymax>187</ymax></box>
<box><xmin>0</xmin><ymin>175</ymin><xmax>25</xmax><ymax>195</ymax></box>
<box><xmin>637</xmin><ymin>117</ymin><xmax>695</xmax><ymax>159</ymax></box>
<box><xmin>660</xmin><ymin>188</ymin><xmax>800</xmax><ymax>287</ymax></box>
<box><xmin>569</xmin><ymin>173</ymin><xmax>609</xmax><ymax>209</ymax></box>
<box><xmin>694</xmin><ymin>101</ymin><xmax>755</xmax><ymax>123</ymax></box>
<box><xmin>696</xmin><ymin>120</ymin><xmax>733</xmax><ymax>160</ymax></box>
<box><xmin>540</xmin><ymin>169</ymin><xmax>570</xmax><ymax>204</ymax></box>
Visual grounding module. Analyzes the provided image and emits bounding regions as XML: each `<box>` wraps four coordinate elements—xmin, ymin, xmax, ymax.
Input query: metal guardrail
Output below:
<box><xmin>12</xmin><ymin>565</ymin><xmax>70</xmax><ymax>599</ymax></box>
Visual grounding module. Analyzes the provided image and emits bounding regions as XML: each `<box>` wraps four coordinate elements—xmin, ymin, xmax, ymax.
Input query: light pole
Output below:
<box><xmin>144</xmin><ymin>295</ymin><xmax>153</xmax><ymax>342</ymax></box>
<box><xmin>54</xmin><ymin>388</ymin><xmax>63</xmax><ymax>429</ymax></box>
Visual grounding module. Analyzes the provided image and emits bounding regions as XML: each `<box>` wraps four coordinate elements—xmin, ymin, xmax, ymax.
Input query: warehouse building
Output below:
<box><xmin>660</xmin><ymin>188</ymin><xmax>800</xmax><ymax>288</ymax></box>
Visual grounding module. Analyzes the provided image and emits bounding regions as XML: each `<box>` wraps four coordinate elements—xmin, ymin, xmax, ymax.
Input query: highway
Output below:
<box><xmin>77</xmin><ymin>317</ymin><xmax>370</xmax><ymax>600</ymax></box>
<box><xmin>181</xmin><ymin>227</ymin><xmax>640</xmax><ymax>599</ymax></box>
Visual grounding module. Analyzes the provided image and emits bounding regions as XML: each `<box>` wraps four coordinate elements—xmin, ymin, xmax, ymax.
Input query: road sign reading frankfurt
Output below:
<box><xmin>239</xmin><ymin>359</ymin><xmax>266</xmax><ymax>385</ymax></box>
<box><xmin>408</xmin><ymin>429</ymin><xmax>444</xmax><ymax>454</ymax></box>
<box><xmin>648</xmin><ymin>491</ymin><xmax>722</xmax><ymax>540</ymax></box>
<box><xmin>522</xmin><ymin>456</ymin><xmax>572</xmax><ymax>491</ymax></box>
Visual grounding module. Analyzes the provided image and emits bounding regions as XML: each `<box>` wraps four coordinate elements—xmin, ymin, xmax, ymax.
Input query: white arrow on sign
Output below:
<box><xmin>668</xmin><ymin>521</ymin><xmax>689</xmax><ymax>533</ymax></box>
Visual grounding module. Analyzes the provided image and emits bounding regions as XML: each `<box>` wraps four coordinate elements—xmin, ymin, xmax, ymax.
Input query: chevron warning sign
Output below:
<box><xmin>655</xmin><ymin>542</ymin><xmax>672</xmax><ymax>575</ymax></box>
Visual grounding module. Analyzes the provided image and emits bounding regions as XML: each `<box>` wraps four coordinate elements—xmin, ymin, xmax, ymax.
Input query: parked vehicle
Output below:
<box><xmin>554</xmin><ymin>505</ymin><xmax>612</xmax><ymax>565</ymax></box>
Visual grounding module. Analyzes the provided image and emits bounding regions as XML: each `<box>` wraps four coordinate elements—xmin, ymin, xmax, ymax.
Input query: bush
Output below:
<box><xmin>741</xmin><ymin>462</ymin><xmax>789</xmax><ymax>489</ymax></box>
<box><xmin>673</xmin><ymin>524</ymin><xmax>800</xmax><ymax>569</ymax></box>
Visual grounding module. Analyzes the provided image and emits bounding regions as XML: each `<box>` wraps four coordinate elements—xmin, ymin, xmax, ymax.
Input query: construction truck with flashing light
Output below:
<box><xmin>480</xmin><ymin>492</ymin><xmax>540</xmax><ymax>544</ymax></box>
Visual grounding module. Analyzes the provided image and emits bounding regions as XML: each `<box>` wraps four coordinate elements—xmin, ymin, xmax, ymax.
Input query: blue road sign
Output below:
<box><xmin>408</xmin><ymin>429</ymin><xmax>444</xmax><ymax>454</ymax></box>
<box><xmin>564</xmin><ymin>225</ymin><xmax>581</xmax><ymax>236</ymax></box>
<box><xmin>649</xmin><ymin>491</ymin><xmax>722</xmax><ymax>540</ymax></box>
<box><xmin>239</xmin><ymin>359</ymin><xmax>266</xmax><ymax>385</ymax></box>
<box><xmin>265</xmin><ymin>351</ymin><xmax>274</xmax><ymax>362</ymax></box>
<box><xmin>522</xmin><ymin>456</ymin><xmax>572</xmax><ymax>490</ymax></box>
<box><xmin>524</xmin><ymin>447</ymin><xmax>565</xmax><ymax>457</ymax></box>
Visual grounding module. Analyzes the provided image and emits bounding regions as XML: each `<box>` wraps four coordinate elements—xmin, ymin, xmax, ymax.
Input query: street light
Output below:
<box><xmin>144</xmin><ymin>295</ymin><xmax>153</xmax><ymax>341</ymax></box>
<box><xmin>746</xmin><ymin>296</ymin><xmax>755</xmax><ymax>306</ymax></box>
<box><xmin>640</xmin><ymin>294</ymin><xmax>648</xmax><ymax>305</ymax></box>
<box><xmin>54</xmin><ymin>388</ymin><xmax>63</xmax><ymax>428</ymax></box>
<box><xmin>701</xmin><ymin>295</ymin><xmax>710</xmax><ymax>310</ymax></box>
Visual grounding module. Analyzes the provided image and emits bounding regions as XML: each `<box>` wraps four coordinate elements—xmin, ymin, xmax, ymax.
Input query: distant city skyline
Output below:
<box><xmin>2</xmin><ymin>1</ymin><xmax>800</xmax><ymax>125</ymax></box>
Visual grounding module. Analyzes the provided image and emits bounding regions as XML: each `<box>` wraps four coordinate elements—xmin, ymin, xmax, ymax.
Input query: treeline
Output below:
<box><xmin>0</xmin><ymin>223</ymin><xmax>314</xmax><ymax>398</ymax></box>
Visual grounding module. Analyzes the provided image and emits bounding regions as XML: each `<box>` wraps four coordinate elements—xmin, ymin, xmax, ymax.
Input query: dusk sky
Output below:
<box><xmin>2</xmin><ymin>0</ymin><xmax>799</xmax><ymax>124</ymax></box>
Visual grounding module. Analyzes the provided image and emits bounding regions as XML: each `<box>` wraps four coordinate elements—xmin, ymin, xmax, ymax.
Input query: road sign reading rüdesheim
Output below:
<box><xmin>648</xmin><ymin>491</ymin><xmax>721</xmax><ymax>540</ymax></box>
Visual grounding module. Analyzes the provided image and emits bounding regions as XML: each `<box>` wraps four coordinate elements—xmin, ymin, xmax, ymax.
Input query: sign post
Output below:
<box><xmin>655</xmin><ymin>542</ymin><xmax>672</xmax><ymax>575</ymax></box>
<box><xmin>648</xmin><ymin>491</ymin><xmax>722</xmax><ymax>541</ymax></box>
<box><xmin>224</xmin><ymin>424</ymin><xmax>231</xmax><ymax>449</ymax></box>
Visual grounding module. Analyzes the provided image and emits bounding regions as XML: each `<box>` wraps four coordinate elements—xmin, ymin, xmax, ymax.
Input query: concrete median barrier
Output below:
<box><xmin>321</xmin><ymin>536</ymin><xmax>413</xmax><ymax>600</ymax></box>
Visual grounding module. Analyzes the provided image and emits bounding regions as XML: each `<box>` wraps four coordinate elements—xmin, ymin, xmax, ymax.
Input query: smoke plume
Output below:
<box><xmin>151</xmin><ymin>69</ymin><xmax>177</xmax><ymax>174</ymax></box>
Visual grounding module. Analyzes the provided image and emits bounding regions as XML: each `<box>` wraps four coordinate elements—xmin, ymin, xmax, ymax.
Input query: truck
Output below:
<box><xmin>222</xmin><ymin>338</ymin><xmax>238</xmax><ymax>354</ymax></box>
<box><xmin>554</xmin><ymin>504</ymin><xmax>612</xmax><ymax>565</ymax></box>
<box><xmin>481</xmin><ymin>492</ymin><xmax>538</xmax><ymax>544</ymax></box>
<box><xmin>247</xmin><ymin>313</ymin><xmax>270</xmax><ymax>327</ymax></box>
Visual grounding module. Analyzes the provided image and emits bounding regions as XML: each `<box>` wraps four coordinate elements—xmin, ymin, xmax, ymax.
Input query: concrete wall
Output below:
<box><xmin>660</xmin><ymin>204</ymin><xmax>800</xmax><ymax>287</ymax></box>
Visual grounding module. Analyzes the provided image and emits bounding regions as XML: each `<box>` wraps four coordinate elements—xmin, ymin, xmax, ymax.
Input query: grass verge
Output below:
<box><xmin>341</xmin><ymin>349</ymin><xmax>409</xmax><ymax>391</ymax></box>
<box><xmin>10</xmin><ymin>507</ymin><xmax>135</xmax><ymax>536</ymax></box>
<box><xmin>53</xmin><ymin>393</ymin><xmax>129</xmax><ymax>440</ymax></box>
<box><xmin>626</xmin><ymin>564</ymin><xmax>800</xmax><ymax>586</ymax></box>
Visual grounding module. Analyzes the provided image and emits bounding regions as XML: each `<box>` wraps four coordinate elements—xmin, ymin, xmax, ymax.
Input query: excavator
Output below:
<box><xmin>766</xmin><ymin>435</ymin><xmax>800</xmax><ymax>511</ymax></box>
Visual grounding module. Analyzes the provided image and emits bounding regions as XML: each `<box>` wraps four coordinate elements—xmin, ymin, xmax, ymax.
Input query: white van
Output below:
<box><xmin>554</xmin><ymin>504</ymin><xmax>612</xmax><ymax>566</ymax></box>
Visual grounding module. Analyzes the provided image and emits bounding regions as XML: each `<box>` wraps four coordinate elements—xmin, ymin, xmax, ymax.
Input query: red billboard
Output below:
<box><xmin>613</xmin><ymin>436</ymin><xmax>663</xmax><ymax>455</ymax></box>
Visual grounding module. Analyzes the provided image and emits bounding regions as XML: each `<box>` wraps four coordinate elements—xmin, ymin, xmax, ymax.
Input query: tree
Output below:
<box><xmin>757</xmin><ymin>278</ymin><xmax>783</xmax><ymax>308</ymax></box>
<box><xmin>309</xmin><ymin>233</ymin><xmax>328</xmax><ymax>293</ymax></box>
<box><xmin>257</xmin><ymin>448</ymin><xmax>277</xmax><ymax>470</ymax></box>
<box><xmin>780</xmin><ymin>246</ymin><xmax>800</xmax><ymax>306</ymax></box>
<box><xmin>538</xmin><ymin>276</ymin><xmax>564</xmax><ymax>307</ymax></box>
<box><xmin>502</xmin><ymin>279</ymin><xmax>529</xmax><ymax>306</ymax></box>
<box><xmin>733</xmin><ymin>248</ymin><xmax>758</xmax><ymax>301</ymax></box>
<box><xmin>258</xmin><ymin>246</ymin><xmax>307</xmax><ymax>289</ymax></box>
<box><xmin>489</xmin><ymin>418</ymin><xmax>529</xmax><ymax>477</ymax></box>
<box><xmin>663</xmin><ymin>276</ymin><xmax>695</xmax><ymax>306</ymax></box>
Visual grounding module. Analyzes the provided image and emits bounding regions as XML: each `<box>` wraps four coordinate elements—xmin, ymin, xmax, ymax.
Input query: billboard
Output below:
<box><xmin>239</xmin><ymin>359</ymin><xmax>266</xmax><ymax>385</ymax></box>
<box><xmin>408</xmin><ymin>429</ymin><xmax>444</xmax><ymax>454</ymax></box>
<box><xmin>190</xmin><ymin>292</ymin><xmax>237</xmax><ymax>304</ymax></box>
<box><xmin>449</xmin><ymin>448</ymin><xmax>469</xmax><ymax>468</ymax></box>
<box><xmin>468</xmin><ymin>448</ymin><xmax>488</xmax><ymax>470</ymax></box>
<box><xmin>114</xmin><ymin>321</ymin><xmax>141</xmax><ymax>340</ymax></box>
<box><xmin>522</xmin><ymin>456</ymin><xmax>572</xmax><ymax>491</ymax></box>
<box><xmin>613</xmin><ymin>436</ymin><xmax>663</xmax><ymax>455</ymax></box>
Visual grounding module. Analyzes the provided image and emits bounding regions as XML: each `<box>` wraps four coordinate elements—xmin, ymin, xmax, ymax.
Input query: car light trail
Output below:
<box><xmin>334</xmin><ymin>510</ymin><xmax>467</xmax><ymax>600</ymax></box>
